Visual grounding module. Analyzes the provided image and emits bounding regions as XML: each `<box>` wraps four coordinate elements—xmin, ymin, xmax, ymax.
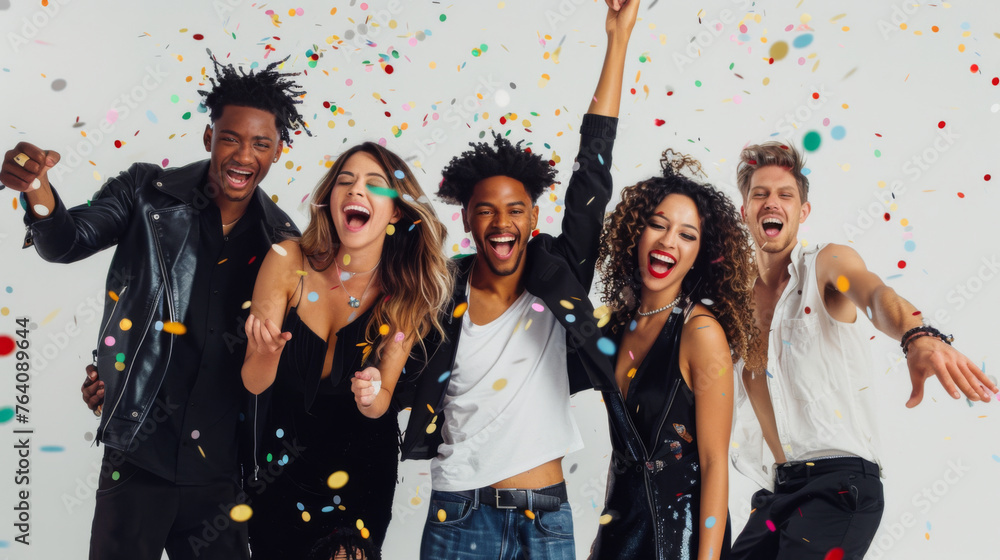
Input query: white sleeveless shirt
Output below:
<box><xmin>431</xmin><ymin>289</ymin><xmax>584</xmax><ymax>491</ymax></box>
<box><xmin>732</xmin><ymin>242</ymin><xmax>882</xmax><ymax>491</ymax></box>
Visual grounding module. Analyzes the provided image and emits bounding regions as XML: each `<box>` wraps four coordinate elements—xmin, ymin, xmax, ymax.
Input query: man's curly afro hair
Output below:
<box><xmin>198</xmin><ymin>49</ymin><xmax>311</xmax><ymax>145</ymax></box>
<box><xmin>438</xmin><ymin>132</ymin><xmax>557</xmax><ymax>207</ymax></box>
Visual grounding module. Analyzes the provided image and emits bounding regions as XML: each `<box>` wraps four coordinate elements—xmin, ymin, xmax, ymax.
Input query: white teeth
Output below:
<box><xmin>490</xmin><ymin>235</ymin><xmax>515</xmax><ymax>242</ymax></box>
<box><xmin>651</xmin><ymin>253</ymin><xmax>675</xmax><ymax>264</ymax></box>
<box><xmin>763</xmin><ymin>218</ymin><xmax>783</xmax><ymax>226</ymax></box>
<box><xmin>229</xmin><ymin>169</ymin><xmax>252</xmax><ymax>176</ymax></box>
<box><xmin>344</xmin><ymin>205</ymin><xmax>371</xmax><ymax>216</ymax></box>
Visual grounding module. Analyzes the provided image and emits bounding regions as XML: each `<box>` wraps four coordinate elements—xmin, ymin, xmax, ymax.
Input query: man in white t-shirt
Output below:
<box><xmin>367</xmin><ymin>3</ymin><xmax>638</xmax><ymax>558</ymax></box>
<box><xmin>729</xmin><ymin>141</ymin><xmax>997</xmax><ymax>559</ymax></box>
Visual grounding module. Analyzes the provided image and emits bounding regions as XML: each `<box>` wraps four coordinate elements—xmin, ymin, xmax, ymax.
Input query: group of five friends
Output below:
<box><xmin>2</xmin><ymin>1</ymin><xmax>994</xmax><ymax>559</ymax></box>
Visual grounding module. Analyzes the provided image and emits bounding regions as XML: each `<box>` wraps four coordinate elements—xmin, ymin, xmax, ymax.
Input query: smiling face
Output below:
<box><xmin>463</xmin><ymin>175</ymin><xmax>539</xmax><ymax>278</ymax></box>
<box><xmin>328</xmin><ymin>151</ymin><xmax>401</xmax><ymax>253</ymax></box>
<box><xmin>741</xmin><ymin>165</ymin><xmax>811</xmax><ymax>254</ymax></box>
<box><xmin>637</xmin><ymin>193</ymin><xmax>702</xmax><ymax>297</ymax></box>
<box><xmin>203</xmin><ymin>105</ymin><xmax>283</xmax><ymax>203</ymax></box>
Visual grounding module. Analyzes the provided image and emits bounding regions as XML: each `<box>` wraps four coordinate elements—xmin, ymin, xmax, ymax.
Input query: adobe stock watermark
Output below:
<box><xmin>404</xmin><ymin>74</ymin><xmax>505</xmax><ymax>165</ymax></box>
<box><xmin>877</xmin><ymin>2</ymin><xmax>925</xmax><ymax>41</ymax></box>
<box><xmin>673</xmin><ymin>0</ymin><xmax>751</xmax><ymax>72</ymax></box>
<box><xmin>46</xmin><ymin>65</ymin><xmax>169</xmax><ymax>186</ymax></box>
<box><xmin>5</xmin><ymin>0</ymin><xmax>76</xmax><ymax>53</ymax></box>
<box><xmin>842</xmin><ymin>125</ymin><xmax>959</xmax><ymax>241</ymax></box>
<box><xmin>866</xmin><ymin>459</ymin><xmax>971</xmax><ymax>558</ymax></box>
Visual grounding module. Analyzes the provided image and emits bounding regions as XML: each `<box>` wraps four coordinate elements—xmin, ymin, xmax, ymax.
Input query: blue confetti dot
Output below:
<box><xmin>738</xmin><ymin>33</ymin><xmax>751</xmax><ymax>42</ymax></box>
<box><xmin>629</xmin><ymin>320</ymin><xmax>638</xmax><ymax>331</ymax></box>
<box><xmin>802</xmin><ymin>168</ymin><xmax>811</xmax><ymax>176</ymax></box>
<box><xmin>281</xmin><ymin>454</ymin><xmax>289</xmax><ymax>464</ymax></box>
<box><xmin>250</xmin><ymin>61</ymin><xmax>260</xmax><ymax>69</ymax></box>
<box><xmin>904</xmin><ymin>240</ymin><xmax>916</xmax><ymax>252</ymax></box>
<box><xmin>765</xmin><ymin>369</ymin><xmax>774</xmax><ymax>378</ymax></box>
<box><xmin>960</xmin><ymin>22</ymin><xmax>970</xmax><ymax>30</ymax></box>
<box><xmin>705</xmin><ymin>515</ymin><xmax>717</xmax><ymax>528</ymax></box>
<box><xmin>322</xmin><ymin>506</ymin><xmax>335</xmax><ymax>512</ymax></box>
<box><xmin>154</xmin><ymin>321</ymin><xmax>164</xmax><ymax>331</ymax></box>
<box><xmin>307</xmin><ymin>291</ymin><xmax>319</xmax><ymax>302</ymax></box>
<box><xmin>598</xmin><ymin>153</ymin><xmax>605</xmax><ymax>165</ymax></box>
<box><xmin>926</xmin><ymin>521</ymin><xmax>932</xmax><ymax>531</ymax></box>
<box><xmin>4</xmin><ymin>286</ymin><xmax>11</xmax><ymax>293</ymax></box>
<box><xmin>830</xmin><ymin>125</ymin><xmax>846</xmax><ymax>140</ymax></box>
<box><xmin>40</xmin><ymin>446</ymin><xmax>65</xmax><ymax>452</ymax></box>
<box><xmin>146</xmin><ymin>110</ymin><xmax>158</xmax><ymax>124</ymax></box>
<box><xmin>239</xmin><ymin>412</ymin><xmax>246</xmax><ymax>421</ymax></box>
<box><xmin>438</xmin><ymin>370</ymin><xmax>452</xmax><ymax>383</ymax></box>
<box><xmin>276</xmin><ymin>428</ymin><xmax>285</xmax><ymax>438</ymax></box>
<box><xmin>296</xmin><ymin>502</ymin><xmax>305</xmax><ymax>511</ymax></box>
<box><xmin>333</xmin><ymin>495</ymin><xmax>342</xmax><ymax>505</ymax></box>
<box><xmin>992</xmin><ymin>454</ymin><xmax>1000</xmax><ymax>463</ymax></box>
<box><xmin>394</xmin><ymin>169</ymin><xmax>405</xmax><ymax>179</ymax></box>
<box><xmin>0</xmin><ymin>540</ymin><xmax>9</xmax><ymax>548</ymax></box>
<box><xmin>597</xmin><ymin>337</ymin><xmax>616</xmax><ymax>356</ymax></box>
<box><xmin>565</xmin><ymin>314</ymin><xmax>576</xmax><ymax>323</ymax></box>
<box><xmin>196</xmin><ymin>102</ymin><xmax>208</xmax><ymax>113</ymax></box>
<box><xmin>793</xmin><ymin>33</ymin><xmax>814</xmax><ymax>48</ymax></box>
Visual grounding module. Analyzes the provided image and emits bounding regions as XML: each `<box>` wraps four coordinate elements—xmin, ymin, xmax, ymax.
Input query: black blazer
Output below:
<box><xmin>400</xmin><ymin>113</ymin><xmax>619</xmax><ymax>460</ymax></box>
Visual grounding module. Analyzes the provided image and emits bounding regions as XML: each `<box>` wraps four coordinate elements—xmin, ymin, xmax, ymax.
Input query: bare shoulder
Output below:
<box><xmin>682</xmin><ymin>303</ymin><xmax>728</xmax><ymax>351</ymax></box>
<box><xmin>257</xmin><ymin>239</ymin><xmax>305</xmax><ymax>292</ymax></box>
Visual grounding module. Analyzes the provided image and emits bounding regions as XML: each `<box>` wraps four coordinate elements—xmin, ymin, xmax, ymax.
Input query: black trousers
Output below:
<box><xmin>89</xmin><ymin>455</ymin><xmax>249</xmax><ymax>560</ymax></box>
<box><xmin>731</xmin><ymin>458</ymin><xmax>884</xmax><ymax>560</ymax></box>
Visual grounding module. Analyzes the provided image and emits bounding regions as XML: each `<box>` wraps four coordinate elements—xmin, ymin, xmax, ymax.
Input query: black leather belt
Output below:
<box><xmin>452</xmin><ymin>482</ymin><xmax>567</xmax><ymax>512</ymax></box>
<box><xmin>774</xmin><ymin>457</ymin><xmax>880</xmax><ymax>486</ymax></box>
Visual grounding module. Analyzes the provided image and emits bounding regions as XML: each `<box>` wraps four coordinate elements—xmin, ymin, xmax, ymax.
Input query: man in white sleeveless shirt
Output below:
<box><xmin>728</xmin><ymin>141</ymin><xmax>997</xmax><ymax>559</ymax></box>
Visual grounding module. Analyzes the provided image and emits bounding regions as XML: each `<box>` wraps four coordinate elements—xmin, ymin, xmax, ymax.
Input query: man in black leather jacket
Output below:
<box><xmin>0</xmin><ymin>56</ymin><xmax>306</xmax><ymax>560</ymax></box>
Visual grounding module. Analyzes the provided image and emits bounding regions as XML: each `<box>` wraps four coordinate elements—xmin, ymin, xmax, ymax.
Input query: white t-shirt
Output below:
<box><xmin>430</xmin><ymin>289</ymin><xmax>584</xmax><ymax>491</ymax></box>
<box><xmin>732</xmin><ymin>242</ymin><xmax>882</xmax><ymax>491</ymax></box>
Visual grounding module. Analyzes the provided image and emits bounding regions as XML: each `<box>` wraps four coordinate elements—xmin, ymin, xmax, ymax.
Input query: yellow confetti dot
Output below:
<box><xmin>627</xmin><ymin>368</ymin><xmax>637</xmax><ymax>379</ymax></box>
<box><xmin>836</xmin><ymin>275</ymin><xmax>850</xmax><ymax>292</ymax></box>
<box><xmin>327</xmin><ymin>470</ymin><xmax>349</xmax><ymax>489</ymax></box>
<box><xmin>302</xmin><ymin>511</ymin><xmax>311</xmax><ymax>522</ymax></box>
<box><xmin>426</xmin><ymin>404</ymin><xmax>435</xmax><ymax>414</ymax></box>
<box><xmin>410</xmin><ymin>496</ymin><xmax>422</xmax><ymax>506</ymax></box>
<box><xmin>379</xmin><ymin>324</ymin><xmax>390</xmax><ymax>336</ymax></box>
<box><xmin>599</xmin><ymin>514</ymin><xmax>613</xmax><ymax>525</ymax></box>
<box><xmin>230</xmin><ymin>504</ymin><xmax>253</xmax><ymax>522</ymax></box>
<box><xmin>437</xmin><ymin>509</ymin><xmax>447</xmax><ymax>522</ymax></box>
<box><xmin>800</xmin><ymin>13</ymin><xmax>812</xmax><ymax>23</ymax></box>
<box><xmin>731</xmin><ymin>441</ymin><xmax>740</xmax><ymax>449</ymax></box>
<box><xmin>900</xmin><ymin>218</ymin><xmax>909</xmax><ymax>226</ymax></box>
<box><xmin>524</xmin><ymin>510</ymin><xmax>535</xmax><ymax>519</ymax></box>
<box><xmin>429</xmin><ymin>61</ymin><xmax>437</xmax><ymax>69</ymax></box>
<box><xmin>109</xmin><ymin>290</ymin><xmax>120</xmax><ymax>302</ymax></box>
<box><xmin>119</xmin><ymin>318</ymin><xmax>132</xmax><ymax>331</ymax></box>
<box><xmin>241</xmin><ymin>301</ymin><xmax>252</xmax><ymax>310</ymax></box>
<box><xmin>197</xmin><ymin>445</ymin><xmax>205</xmax><ymax>458</ymax></box>
<box><xmin>0</xmin><ymin>308</ymin><xmax>8</xmax><ymax>316</ymax></box>
<box><xmin>114</xmin><ymin>362</ymin><xmax>126</xmax><ymax>372</ymax></box>
<box><xmin>386</xmin><ymin>224</ymin><xmax>395</xmax><ymax>236</ymax></box>
<box><xmin>361</xmin><ymin>527</ymin><xmax>370</xmax><ymax>539</ymax></box>
<box><xmin>559</xmin><ymin>300</ymin><xmax>574</xmax><ymax>310</ymax></box>
<box><xmin>453</xmin><ymin>302</ymin><xmax>468</xmax><ymax>318</ymax></box>
<box><xmin>162</xmin><ymin>322</ymin><xmax>187</xmax><ymax>335</ymax></box>
<box><xmin>426</xmin><ymin>423</ymin><xmax>438</xmax><ymax>434</ymax></box>
<box><xmin>493</xmin><ymin>378</ymin><xmax>508</xmax><ymax>391</ymax></box>
<box><xmin>343</xmin><ymin>254</ymin><xmax>351</xmax><ymax>266</ymax></box>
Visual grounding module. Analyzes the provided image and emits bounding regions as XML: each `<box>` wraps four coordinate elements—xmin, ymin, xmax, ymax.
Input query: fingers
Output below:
<box><xmin>905</xmin><ymin>375</ymin><xmax>925</xmax><ymax>409</ymax></box>
<box><xmin>82</xmin><ymin>365</ymin><xmax>105</xmax><ymax>411</ymax></box>
<box><xmin>946</xmin><ymin>359</ymin><xmax>978</xmax><ymax>401</ymax></box>
<box><xmin>958</xmin><ymin>360</ymin><xmax>994</xmax><ymax>401</ymax></box>
<box><xmin>1</xmin><ymin>143</ymin><xmax>55</xmax><ymax>191</ymax></box>
<box><xmin>355</xmin><ymin>369</ymin><xmax>372</xmax><ymax>381</ymax></box>
<box><xmin>966</xmin><ymin>360</ymin><xmax>999</xmax><ymax>398</ymax></box>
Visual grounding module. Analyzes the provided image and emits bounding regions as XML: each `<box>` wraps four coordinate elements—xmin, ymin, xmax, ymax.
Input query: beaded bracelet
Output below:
<box><xmin>901</xmin><ymin>325</ymin><xmax>954</xmax><ymax>357</ymax></box>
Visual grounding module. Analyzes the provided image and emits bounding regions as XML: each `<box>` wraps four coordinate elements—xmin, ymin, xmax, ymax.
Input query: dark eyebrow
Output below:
<box><xmin>649</xmin><ymin>213</ymin><xmax>700</xmax><ymax>234</ymax></box>
<box><xmin>219</xmin><ymin>129</ymin><xmax>275</xmax><ymax>142</ymax></box>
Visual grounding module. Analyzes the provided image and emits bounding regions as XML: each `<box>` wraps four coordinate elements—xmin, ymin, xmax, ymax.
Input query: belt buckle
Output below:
<box><xmin>493</xmin><ymin>488</ymin><xmax>518</xmax><ymax>510</ymax></box>
<box><xmin>774</xmin><ymin>465</ymin><xmax>789</xmax><ymax>486</ymax></box>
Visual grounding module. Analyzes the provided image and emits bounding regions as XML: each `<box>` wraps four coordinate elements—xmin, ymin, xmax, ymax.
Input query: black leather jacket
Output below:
<box><xmin>23</xmin><ymin>160</ymin><xmax>298</xmax><ymax>452</ymax></box>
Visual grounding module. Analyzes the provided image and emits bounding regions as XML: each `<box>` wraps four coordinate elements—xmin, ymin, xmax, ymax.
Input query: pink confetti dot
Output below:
<box><xmin>402</xmin><ymin>104</ymin><xmax>411</xmax><ymax>111</ymax></box>
<box><xmin>191</xmin><ymin>430</ymin><xmax>200</xmax><ymax>440</ymax></box>
<box><xmin>531</xmin><ymin>303</ymin><xmax>545</xmax><ymax>312</ymax></box>
<box><xmin>345</xmin><ymin>78</ymin><xmax>353</xmax><ymax>86</ymax></box>
<box><xmin>395</xmin><ymin>331</ymin><xmax>405</xmax><ymax>342</ymax></box>
<box><xmin>360</xmin><ymin>2</ymin><xmax>368</xmax><ymax>9</ymax></box>
<box><xmin>797</xmin><ymin>57</ymin><xmax>806</xmax><ymax>65</ymax></box>
<box><xmin>785</xmin><ymin>24</ymin><xmax>794</xmax><ymax>31</ymax></box>
<box><xmin>104</xmin><ymin>336</ymin><xmax>116</xmax><ymax>346</ymax></box>
<box><xmin>409</xmin><ymin>37</ymin><xmax>418</xmax><ymax>47</ymax></box>
<box><xmin>451</xmin><ymin>212</ymin><xmax>460</xmax><ymax>221</ymax></box>
<box><xmin>765</xmin><ymin>519</ymin><xmax>776</xmax><ymax>532</ymax></box>
<box><xmin>265</xmin><ymin>9</ymin><xmax>274</xmax><ymax>15</ymax></box>
<box><xmin>378</xmin><ymin>138</ymin><xmax>387</xmax><ymax>146</ymax></box>
<box><xmin>106</xmin><ymin>109</ymin><xmax>119</xmax><ymax>124</ymax></box>
<box><xmin>460</xmin><ymin>238</ymin><xmax>471</xmax><ymax>248</ymax></box>
<box><xmin>822</xmin><ymin>118</ymin><xmax>830</xmax><ymax>126</ymax></box>
<box><xmin>733</xmin><ymin>95</ymin><xmax>743</xmax><ymax>105</ymax></box>
<box><xmin>432</xmin><ymin>113</ymin><xmax>440</xmax><ymax>121</ymax></box>
<box><xmin>740</xmin><ymin>24</ymin><xmax>748</xmax><ymax>33</ymax></box>
<box><xmin>296</xmin><ymin>7</ymin><xmax>304</xmax><ymax>16</ymax></box>
<box><xmin>716</xmin><ymin>23</ymin><xmax>724</xmax><ymax>31</ymax></box>
<box><xmin>161</xmin><ymin>158</ymin><xmax>169</xmax><ymax>167</ymax></box>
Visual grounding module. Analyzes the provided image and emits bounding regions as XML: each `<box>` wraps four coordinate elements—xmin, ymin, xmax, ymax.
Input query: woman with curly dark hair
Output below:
<box><xmin>589</xmin><ymin>149</ymin><xmax>762</xmax><ymax>560</ymax></box>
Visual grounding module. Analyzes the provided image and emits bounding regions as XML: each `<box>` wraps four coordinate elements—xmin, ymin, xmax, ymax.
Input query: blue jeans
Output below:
<box><xmin>420</xmin><ymin>488</ymin><xmax>576</xmax><ymax>560</ymax></box>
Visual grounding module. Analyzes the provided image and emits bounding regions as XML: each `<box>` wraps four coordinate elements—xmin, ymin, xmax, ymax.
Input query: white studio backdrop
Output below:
<box><xmin>1</xmin><ymin>1</ymin><xmax>998</xmax><ymax>559</ymax></box>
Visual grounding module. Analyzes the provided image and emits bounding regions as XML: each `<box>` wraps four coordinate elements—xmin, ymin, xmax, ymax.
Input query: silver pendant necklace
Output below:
<box><xmin>636</xmin><ymin>293</ymin><xmax>683</xmax><ymax>317</ymax></box>
<box><xmin>336</xmin><ymin>259</ymin><xmax>380</xmax><ymax>308</ymax></box>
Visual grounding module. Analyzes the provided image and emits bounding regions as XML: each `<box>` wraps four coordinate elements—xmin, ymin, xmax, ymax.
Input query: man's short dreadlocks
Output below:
<box><xmin>438</xmin><ymin>133</ymin><xmax>557</xmax><ymax>207</ymax></box>
<box><xmin>198</xmin><ymin>50</ymin><xmax>311</xmax><ymax>145</ymax></box>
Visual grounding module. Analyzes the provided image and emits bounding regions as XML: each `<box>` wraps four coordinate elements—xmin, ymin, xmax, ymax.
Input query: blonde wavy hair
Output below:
<box><xmin>299</xmin><ymin>142</ymin><xmax>453</xmax><ymax>361</ymax></box>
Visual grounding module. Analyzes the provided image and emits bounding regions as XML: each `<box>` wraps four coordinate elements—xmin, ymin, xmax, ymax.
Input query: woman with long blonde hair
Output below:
<box><xmin>241</xmin><ymin>142</ymin><xmax>451</xmax><ymax>557</ymax></box>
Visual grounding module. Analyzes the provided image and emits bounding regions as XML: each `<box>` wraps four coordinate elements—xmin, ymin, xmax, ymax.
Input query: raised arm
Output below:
<box><xmin>682</xmin><ymin>313</ymin><xmax>734</xmax><ymax>560</ymax></box>
<box><xmin>589</xmin><ymin>0</ymin><xmax>639</xmax><ymax>117</ymax></box>
<box><xmin>241</xmin><ymin>239</ymin><xmax>297</xmax><ymax>395</ymax></box>
<box><xmin>816</xmin><ymin>243</ymin><xmax>997</xmax><ymax>406</ymax></box>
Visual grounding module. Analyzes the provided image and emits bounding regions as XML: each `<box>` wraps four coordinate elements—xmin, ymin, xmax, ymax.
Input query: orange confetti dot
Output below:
<box><xmin>162</xmin><ymin>322</ymin><xmax>187</xmax><ymax>335</ymax></box>
<box><xmin>931</xmin><ymin>25</ymin><xmax>939</xmax><ymax>33</ymax></box>
<box><xmin>957</xmin><ymin>192</ymin><xmax>965</xmax><ymax>198</ymax></box>
<box><xmin>836</xmin><ymin>276</ymin><xmax>850</xmax><ymax>292</ymax></box>
<box><xmin>453</xmin><ymin>302</ymin><xmax>468</xmax><ymax>318</ymax></box>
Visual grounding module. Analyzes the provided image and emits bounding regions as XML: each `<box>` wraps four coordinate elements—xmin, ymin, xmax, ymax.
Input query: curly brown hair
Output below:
<box><xmin>598</xmin><ymin>149</ymin><xmax>765</xmax><ymax>373</ymax></box>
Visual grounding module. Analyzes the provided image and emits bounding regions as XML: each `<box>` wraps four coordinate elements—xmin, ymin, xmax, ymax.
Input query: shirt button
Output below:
<box><xmin>209</xmin><ymin>328</ymin><xmax>215</xmax><ymax>334</ymax></box>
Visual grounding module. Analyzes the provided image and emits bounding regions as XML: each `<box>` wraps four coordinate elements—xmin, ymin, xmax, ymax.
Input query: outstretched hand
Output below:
<box><xmin>1</xmin><ymin>142</ymin><xmax>60</xmax><ymax>192</ymax></box>
<box><xmin>905</xmin><ymin>336</ymin><xmax>997</xmax><ymax>407</ymax></box>
<box><xmin>605</xmin><ymin>0</ymin><xmax>639</xmax><ymax>38</ymax></box>
<box><xmin>244</xmin><ymin>313</ymin><xmax>291</xmax><ymax>360</ymax></box>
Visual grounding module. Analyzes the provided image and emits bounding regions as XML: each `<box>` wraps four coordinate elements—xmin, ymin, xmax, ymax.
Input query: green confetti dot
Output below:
<box><xmin>695</xmin><ymin>80</ymin><xmax>702</xmax><ymax>87</ymax></box>
<box><xmin>115</xmin><ymin>353</ymin><xmax>126</xmax><ymax>362</ymax></box>
<box><xmin>0</xmin><ymin>407</ymin><xmax>14</xmax><ymax>423</ymax></box>
<box><xmin>266</xmin><ymin>452</ymin><xmax>273</xmax><ymax>462</ymax></box>
<box><xmin>439</xmin><ymin>14</ymin><xmax>447</xmax><ymax>22</ymax></box>
<box><xmin>480</xmin><ymin>43</ymin><xmax>488</xmax><ymax>52</ymax></box>
<box><xmin>170</xmin><ymin>95</ymin><xmax>179</xmax><ymax>103</ymax></box>
<box><xmin>112</xmin><ymin>471</ymin><xmax>120</xmax><ymax>481</ymax></box>
<box><xmin>874</xmin><ymin>149</ymin><xmax>882</xmax><ymax>157</ymax></box>
<box><xmin>472</xmin><ymin>48</ymin><xmax>481</xmax><ymax>57</ymax></box>
<box><xmin>729</xmin><ymin>62</ymin><xmax>735</xmax><ymax>70</ymax></box>
<box><xmin>803</xmin><ymin>131</ymin><xmax>822</xmax><ymax>152</ymax></box>
<box><xmin>639</xmin><ymin>55</ymin><xmax>647</xmax><ymax>62</ymax></box>
<box><xmin>182</xmin><ymin>112</ymin><xmax>192</xmax><ymax>120</ymax></box>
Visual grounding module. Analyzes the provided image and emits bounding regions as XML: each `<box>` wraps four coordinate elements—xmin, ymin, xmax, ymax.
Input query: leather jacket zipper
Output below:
<box><xmin>97</xmin><ymin>284</ymin><xmax>128</xmax><ymax>342</ymax></box>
